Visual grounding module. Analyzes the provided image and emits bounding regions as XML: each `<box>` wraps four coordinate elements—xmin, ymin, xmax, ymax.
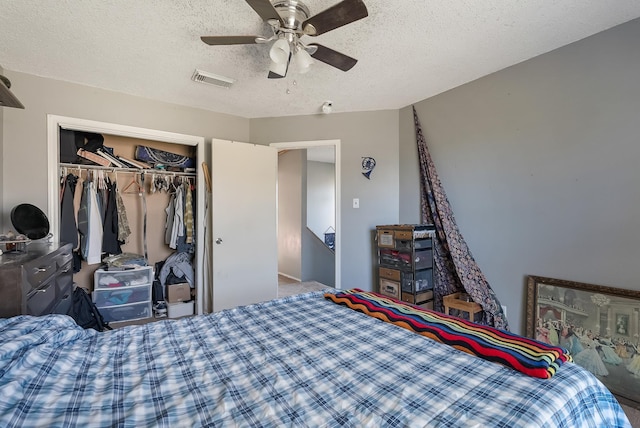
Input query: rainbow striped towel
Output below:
<box><xmin>324</xmin><ymin>289</ymin><xmax>572</xmax><ymax>379</ymax></box>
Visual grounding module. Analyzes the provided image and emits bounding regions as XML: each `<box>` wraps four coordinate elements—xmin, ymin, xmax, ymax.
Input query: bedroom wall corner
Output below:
<box><xmin>398</xmin><ymin>106</ymin><xmax>421</xmax><ymax>224</ymax></box>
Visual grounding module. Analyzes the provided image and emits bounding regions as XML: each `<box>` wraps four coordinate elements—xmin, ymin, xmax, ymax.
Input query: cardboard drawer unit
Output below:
<box><xmin>379</xmin><ymin>278</ymin><xmax>400</xmax><ymax>299</ymax></box>
<box><xmin>93</xmin><ymin>266</ymin><xmax>153</xmax><ymax>323</ymax></box>
<box><xmin>375</xmin><ymin>224</ymin><xmax>436</xmax><ymax>308</ymax></box>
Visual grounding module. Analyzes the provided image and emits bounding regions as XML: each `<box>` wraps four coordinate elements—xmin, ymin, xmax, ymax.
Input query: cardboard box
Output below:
<box><xmin>166</xmin><ymin>283</ymin><xmax>191</xmax><ymax>303</ymax></box>
<box><xmin>168</xmin><ymin>301</ymin><xmax>194</xmax><ymax>319</ymax></box>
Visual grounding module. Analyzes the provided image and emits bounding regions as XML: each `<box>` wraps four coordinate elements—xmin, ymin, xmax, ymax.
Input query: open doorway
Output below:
<box><xmin>270</xmin><ymin>140</ymin><xmax>341</xmax><ymax>293</ymax></box>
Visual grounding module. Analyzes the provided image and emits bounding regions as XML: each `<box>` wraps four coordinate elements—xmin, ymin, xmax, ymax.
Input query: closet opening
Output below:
<box><xmin>47</xmin><ymin>115</ymin><xmax>206</xmax><ymax>322</ymax></box>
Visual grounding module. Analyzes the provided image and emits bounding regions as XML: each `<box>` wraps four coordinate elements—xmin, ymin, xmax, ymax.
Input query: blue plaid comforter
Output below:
<box><xmin>0</xmin><ymin>291</ymin><xmax>631</xmax><ymax>427</ymax></box>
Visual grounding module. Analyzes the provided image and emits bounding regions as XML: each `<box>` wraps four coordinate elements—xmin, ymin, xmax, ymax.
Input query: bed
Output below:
<box><xmin>0</xmin><ymin>290</ymin><xmax>631</xmax><ymax>427</ymax></box>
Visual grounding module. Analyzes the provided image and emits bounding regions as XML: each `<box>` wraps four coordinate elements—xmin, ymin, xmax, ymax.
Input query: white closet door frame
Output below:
<box><xmin>46</xmin><ymin>115</ymin><xmax>206</xmax><ymax>315</ymax></box>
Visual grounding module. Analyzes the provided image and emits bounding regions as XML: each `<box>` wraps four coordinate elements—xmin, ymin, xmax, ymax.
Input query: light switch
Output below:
<box><xmin>353</xmin><ymin>198</ymin><xmax>360</xmax><ymax>208</ymax></box>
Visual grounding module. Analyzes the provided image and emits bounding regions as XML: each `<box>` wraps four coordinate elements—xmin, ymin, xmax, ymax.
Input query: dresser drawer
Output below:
<box><xmin>51</xmin><ymin>282</ymin><xmax>74</xmax><ymax>315</ymax></box>
<box><xmin>26</xmin><ymin>278</ymin><xmax>57</xmax><ymax>316</ymax></box>
<box><xmin>402</xmin><ymin>290</ymin><xmax>433</xmax><ymax>305</ymax></box>
<box><xmin>22</xmin><ymin>245</ymin><xmax>72</xmax><ymax>291</ymax></box>
<box><xmin>379</xmin><ymin>278</ymin><xmax>400</xmax><ymax>299</ymax></box>
<box><xmin>379</xmin><ymin>267</ymin><xmax>400</xmax><ymax>281</ymax></box>
<box><xmin>23</xmin><ymin>258</ymin><xmax>73</xmax><ymax>316</ymax></box>
<box><xmin>23</xmin><ymin>257</ymin><xmax>58</xmax><ymax>291</ymax></box>
<box><xmin>394</xmin><ymin>230</ymin><xmax>413</xmax><ymax>240</ymax></box>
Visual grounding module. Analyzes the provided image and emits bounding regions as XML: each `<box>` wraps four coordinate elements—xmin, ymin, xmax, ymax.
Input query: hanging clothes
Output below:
<box><xmin>72</xmin><ymin>176</ymin><xmax>84</xmax><ymax>250</ymax></box>
<box><xmin>77</xmin><ymin>178</ymin><xmax>91</xmax><ymax>260</ymax></box>
<box><xmin>164</xmin><ymin>192</ymin><xmax>176</xmax><ymax>246</ymax></box>
<box><xmin>86</xmin><ymin>180</ymin><xmax>104</xmax><ymax>265</ymax></box>
<box><xmin>60</xmin><ymin>173</ymin><xmax>79</xmax><ymax>249</ymax></box>
<box><xmin>413</xmin><ymin>106</ymin><xmax>508</xmax><ymax>330</ymax></box>
<box><xmin>115</xmin><ymin>186</ymin><xmax>131</xmax><ymax>243</ymax></box>
<box><xmin>184</xmin><ymin>183</ymin><xmax>194</xmax><ymax>245</ymax></box>
<box><xmin>102</xmin><ymin>178</ymin><xmax>122</xmax><ymax>255</ymax></box>
<box><xmin>170</xmin><ymin>185</ymin><xmax>184</xmax><ymax>249</ymax></box>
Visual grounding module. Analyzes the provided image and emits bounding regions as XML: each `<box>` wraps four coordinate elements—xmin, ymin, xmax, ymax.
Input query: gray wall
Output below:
<box><xmin>304</xmin><ymin>159</ymin><xmax>336</xmax><ymax>287</ymax></box>
<box><xmin>306</xmin><ymin>160</ymin><xmax>335</xmax><ymax>239</ymax></box>
<box><xmin>400</xmin><ymin>18</ymin><xmax>640</xmax><ymax>335</ymax></box>
<box><xmin>277</xmin><ymin>150</ymin><xmax>304</xmax><ymax>280</ymax></box>
<box><xmin>251</xmin><ymin>111</ymin><xmax>400</xmax><ymax>291</ymax></box>
<box><xmin>1</xmin><ymin>71</ymin><xmax>249</xmax><ymax>230</ymax></box>
<box><xmin>302</xmin><ymin>227</ymin><xmax>335</xmax><ymax>287</ymax></box>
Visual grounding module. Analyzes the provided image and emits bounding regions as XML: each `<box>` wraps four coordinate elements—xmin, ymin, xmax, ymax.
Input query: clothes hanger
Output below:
<box><xmin>122</xmin><ymin>173</ymin><xmax>143</xmax><ymax>194</ymax></box>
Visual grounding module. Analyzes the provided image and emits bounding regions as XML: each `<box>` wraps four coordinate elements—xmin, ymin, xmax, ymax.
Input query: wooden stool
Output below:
<box><xmin>443</xmin><ymin>292</ymin><xmax>483</xmax><ymax>322</ymax></box>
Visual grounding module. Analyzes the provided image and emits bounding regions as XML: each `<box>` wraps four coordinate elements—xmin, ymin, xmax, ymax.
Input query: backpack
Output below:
<box><xmin>67</xmin><ymin>287</ymin><xmax>112</xmax><ymax>332</ymax></box>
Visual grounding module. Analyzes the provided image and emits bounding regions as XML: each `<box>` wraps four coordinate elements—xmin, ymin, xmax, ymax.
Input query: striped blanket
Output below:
<box><xmin>325</xmin><ymin>289</ymin><xmax>572</xmax><ymax>379</ymax></box>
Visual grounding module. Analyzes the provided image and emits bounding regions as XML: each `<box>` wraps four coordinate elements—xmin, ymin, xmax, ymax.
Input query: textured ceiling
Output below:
<box><xmin>1</xmin><ymin>1</ymin><xmax>640</xmax><ymax>118</ymax></box>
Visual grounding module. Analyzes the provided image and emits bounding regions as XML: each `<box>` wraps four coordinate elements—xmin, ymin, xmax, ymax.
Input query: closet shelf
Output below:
<box><xmin>59</xmin><ymin>162</ymin><xmax>196</xmax><ymax>177</ymax></box>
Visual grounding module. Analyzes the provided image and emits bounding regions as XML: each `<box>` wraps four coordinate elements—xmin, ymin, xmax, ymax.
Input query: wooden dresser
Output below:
<box><xmin>0</xmin><ymin>242</ymin><xmax>74</xmax><ymax>318</ymax></box>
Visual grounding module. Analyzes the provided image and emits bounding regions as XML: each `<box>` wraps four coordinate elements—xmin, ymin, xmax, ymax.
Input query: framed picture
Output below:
<box><xmin>526</xmin><ymin>275</ymin><xmax>640</xmax><ymax>409</ymax></box>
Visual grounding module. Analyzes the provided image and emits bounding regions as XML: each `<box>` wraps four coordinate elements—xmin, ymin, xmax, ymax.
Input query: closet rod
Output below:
<box><xmin>59</xmin><ymin>162</ymin><xmax>196</xmax><ymax>177</ymax></box>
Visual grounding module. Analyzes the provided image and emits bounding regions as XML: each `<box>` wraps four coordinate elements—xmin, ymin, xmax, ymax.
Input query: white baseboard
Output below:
<box><xmin>278</xmin><ymin>272</ymin><xmax>301</xmax><ymax>282</ymax></box>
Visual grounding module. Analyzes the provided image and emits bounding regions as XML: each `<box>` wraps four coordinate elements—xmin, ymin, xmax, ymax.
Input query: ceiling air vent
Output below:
<box><xmin>191</xmin><ymin>69</ymin><xmax>235</xmax><ymax>88</ymax></box>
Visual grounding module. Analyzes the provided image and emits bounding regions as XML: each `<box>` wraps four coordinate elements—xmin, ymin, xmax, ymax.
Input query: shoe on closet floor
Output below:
<box><xmin>153</xmin><ymin>301</ymin><xmax>167</xmax><ymax>318</ymax></box>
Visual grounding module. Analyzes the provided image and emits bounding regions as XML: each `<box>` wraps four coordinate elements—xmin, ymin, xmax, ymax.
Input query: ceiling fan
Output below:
<box><xmin>201</xmin><ymin>0</ymin><xmax>368</xmax><ymax>79</ymax></box>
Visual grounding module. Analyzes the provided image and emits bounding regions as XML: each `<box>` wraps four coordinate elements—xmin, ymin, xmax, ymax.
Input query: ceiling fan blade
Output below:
<box><xmin>201</xmin><ymin>36</ymin><xmax>261</xmax><ymax>45</ymax></box>
<box><xmin>308</xmin><ymin>43</ymin><xmax>357</xmax><ymax>71</ymax></box>
<box><xmin>302</xmin><ymin>0</ymin><xmax>368</xmax><ymax>36</ymax></box>
<box><xmin>245</xmin><ymin>0</ymin><xmax>284</xmax><ymax>25</ymax></box>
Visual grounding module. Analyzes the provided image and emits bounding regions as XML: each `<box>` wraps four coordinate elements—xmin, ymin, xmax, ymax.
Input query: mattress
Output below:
<box><xmin>0</xmin><ymin>291</ymin><xmax>630</xmax><ymax>427</ymax></box>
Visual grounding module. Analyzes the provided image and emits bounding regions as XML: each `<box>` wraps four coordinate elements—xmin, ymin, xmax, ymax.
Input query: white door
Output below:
<box><xmin>210</xmin><ymin>139</ymin><xmax>278</xmax><ymax>312</ymax></box>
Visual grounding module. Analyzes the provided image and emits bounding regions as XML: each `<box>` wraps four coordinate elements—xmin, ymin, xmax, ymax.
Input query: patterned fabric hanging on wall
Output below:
<box><xmin>413</xmin><ymin>106</ymin><xmax>509</xmax><ymax>330</ymax></box>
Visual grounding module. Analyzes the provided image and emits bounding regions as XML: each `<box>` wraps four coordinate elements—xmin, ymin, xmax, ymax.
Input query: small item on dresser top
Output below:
<box><xmin>0</xmin><ymin>231</ymin><xmax>31</xmax><ymax>252</ymax></box>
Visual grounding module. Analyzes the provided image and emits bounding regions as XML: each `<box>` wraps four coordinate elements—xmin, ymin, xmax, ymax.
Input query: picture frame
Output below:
<box><xmin>526</xmin><ymin>275</ymin><xmax>640</xmax><ymax>409</ymax></box>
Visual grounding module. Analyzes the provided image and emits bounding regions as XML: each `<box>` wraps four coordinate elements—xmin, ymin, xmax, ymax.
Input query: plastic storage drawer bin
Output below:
<box><xmin>100</xmin><ymin>302</ymin><xmax>152</xmax><ymax>322</ymax></box>
<box><xmin>414</xmin><ymin>249</ymin><xmax>433</xmax><ymax>270</ymax></box>
<box><xmin>400</xmin><ymin>270</ymin><xmax>432</xmax><ymax>293</ymax></box>
<box><xmin>93</xmin><ymin>285</ymin><xmax>151</xmax><ymax>307</ymax></box>
<box><xmin>94</xmin><ymin>267</ymin><xmax>153</xmax><ymax>289</ymax></box>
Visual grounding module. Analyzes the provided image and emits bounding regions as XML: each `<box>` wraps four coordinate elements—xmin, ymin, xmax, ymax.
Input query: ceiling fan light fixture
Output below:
<box><xmin>268</xmin><ymin>59</ymin><xmax>288</xmax><ymax>79</ymax></box>
<box><xmin>270</xmin><ymin>38</ymin><xmax>291</xmax><ymax>64</ymax></box>
<box><xmin>294</xmin><ymin>48</ymin><xmax>314</xmax><ymax>74</ymax></box>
